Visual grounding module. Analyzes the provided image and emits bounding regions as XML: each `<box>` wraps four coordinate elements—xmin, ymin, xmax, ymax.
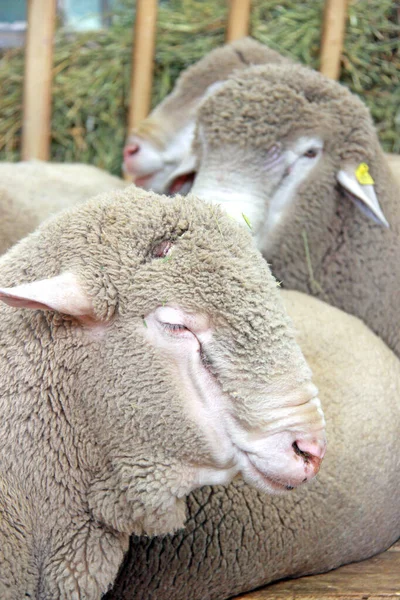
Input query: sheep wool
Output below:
<box><xmin>191</xmin><ymin>63</ymin><xmax>400</xmax><ymax>357</ymax></box>
<box><xmin>107</xmin><ymin>291</ymin><xmax>400</xmax><ymax>600</ymax></box>
<box><xmin>0</xmin><ymin>160</ymin><xmax>127</xmax><ymax>254</ymax></box>
<box><xmin>386</xmin><ymin>152</ymin><xmax>400</xmax><ymax>187</ymax></box>
<box><xmin>0</xmin><ymin>185</ymin><xmax>325</xmax><ymax>599</ymax></box>
<box><xmin>136</xmin><ymin>37</ymin><xmax>290</xmax><ymax>142</ymax></box>
<box><xmin>124</xmin><ymin>38</ymin><xmax>291</xmax><ymax>192</ymax></box>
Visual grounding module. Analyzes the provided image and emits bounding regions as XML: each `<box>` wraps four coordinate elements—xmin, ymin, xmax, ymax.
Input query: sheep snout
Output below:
<box><xmin>123</xmin><ymin>136</ymin><xmax>164</xmax><ymax>183</ymax></box>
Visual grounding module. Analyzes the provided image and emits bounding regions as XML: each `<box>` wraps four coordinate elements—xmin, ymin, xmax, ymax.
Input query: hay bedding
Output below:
<box><xmin>0</xmin><ymin>0</ymin><xmax>398</xmax><ymax>176</ymax></box>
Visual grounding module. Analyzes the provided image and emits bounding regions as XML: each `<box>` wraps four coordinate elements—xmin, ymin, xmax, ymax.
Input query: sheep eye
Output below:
<box><xmin>152</xmin><ymin>240</ymin><xmax>173</xmax><ymax>258</ymax></box>
<box><xmin>162</xmin><ymin>323</ymin><xmax>188</xmax><ymax>333</ymax></box>
<box><xmin>303</xmin><ymin>149</ymin><xmax>318</xmax><ymax>159</ymax></box>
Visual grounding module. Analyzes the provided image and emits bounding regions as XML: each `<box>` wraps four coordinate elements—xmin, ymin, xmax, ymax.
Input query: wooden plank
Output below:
<box><xmin>22</xmin><ymin>0</ymin><xmax>57</xmax><ymax>160</ymax></box>
<box><xmin>319</xmin><ymin>0</ymin><xmax>347</xmax><ymax>80</ymax></box>
<box><xmin>127</xmin><ymin>0</ymin><xmax>158</xmax><ymax>132</ymax></box>
<box><xmin>226</xmin><ymin>0</ymin><xmax>252</xmax><ymax>42</ymax></box>
<box><xmin>235</xmin><ymin>541</ymin><xmax>400</xmax><ymax>599</ymax></box>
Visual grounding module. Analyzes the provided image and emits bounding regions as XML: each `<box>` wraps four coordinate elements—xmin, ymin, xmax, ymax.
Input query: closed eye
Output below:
<box><xmin>162</xmin><ymin>322</ymin><xmax>189</xmax><ymax>334</ymax></box>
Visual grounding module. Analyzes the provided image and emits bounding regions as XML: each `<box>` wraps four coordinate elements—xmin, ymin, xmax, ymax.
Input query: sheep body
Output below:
<box><xmin>387</xmin><ymin>152</ymin><xmax>400</xmax><ymax>187</ymax></box>
<box><xmin>0</xmin><ymin>160</ymin><xmax>127</xmax><ymax>254</ymax></box>
<box><xmin>107</xmin><ymin>290</ymin><xmax>400</xmax><ymax>600</ymax></box>
<box><xmin>191</xmin><ymin>63</ymin><xmax>400</xmax><ymax>357</ymax></box>
<box><xmin>0</xmin><ymin>186</ymin><xmax>325</xmax><ymax>598</ymax></box>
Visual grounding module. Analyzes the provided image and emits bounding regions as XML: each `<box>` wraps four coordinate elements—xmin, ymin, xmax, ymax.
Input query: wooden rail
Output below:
<box><xmin>22</xmin><ymin>0</ymin><xmax>57</xmax><ymax>160</ymax></box>
<box><xmin>127</xmin><ymin>0</ymin><xmax>158</xmax><ymax>132</ymax></box>
<box><xmin>20</xmin><ymin>0</ymin><xmax>348</xmax><ymax>160</ymax></box>
<box><xmin>226</xmin><ymin>0</ymin><xmax>252</xmax><ymax>42</ymax></box>
<box><xmin>320</xmin><ymin>0</ymin><xmax>347</xmax><ymax>79</ymax></box>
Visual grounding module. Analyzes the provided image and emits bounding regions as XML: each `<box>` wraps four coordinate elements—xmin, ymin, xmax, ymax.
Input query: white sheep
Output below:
<box><xmin>107</xmin><ymin>290</ymin><xmax>400</xmax><ymax>600</ymax></box>
<box><xmin>0</xmin><ymin>160</ymin><xmax>127</xmax><ymax>254</ymax></box>
<box><xmin>386</xmin><ymin>152</ymin><xmax>400</xmax><ymax>186</ymax></box>
<box><xmin>123</xmin><ymin>37</ymin><xmax>290</xmax><ymax>193</ymax></box>
<box><xmin>0</xmin><ymin>186</ymin><xmax>325</xmax><ymax>599</ymax></box>
<box><xmin>184</xmin><ymin>63</ymin><xmax>400</xmax><ymax>357</ymax></box>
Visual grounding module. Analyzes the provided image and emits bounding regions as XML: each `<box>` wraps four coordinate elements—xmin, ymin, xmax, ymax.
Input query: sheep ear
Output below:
<box><xmin>337</xmin><ymin>167</ymin><xmax>389</xmax><ymax>228</ymax></box>
<box><xmin>0</xmin><ymin>273</ymin><xmax>94</xmax><ymax>318</ymax></box>
<box><xmin>203</xmin><ymin>80</ymin><xmax>226</xmax><ymax>101</ymax></box>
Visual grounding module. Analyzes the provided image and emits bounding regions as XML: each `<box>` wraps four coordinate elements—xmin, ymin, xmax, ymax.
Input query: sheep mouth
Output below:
<box><xmin>167</xmin><ymin>172</ymin><xmax>196</xmax><ymax>196</ymax></box>
<box><xmin>134</xmin><ymin>173</ymin><xmax>159</xmax><ymax>188</ymax></box>
<box><xmin>239</xmin><ymin>451</ymin><xmax>296</xmax><ymax>492</ymax></box>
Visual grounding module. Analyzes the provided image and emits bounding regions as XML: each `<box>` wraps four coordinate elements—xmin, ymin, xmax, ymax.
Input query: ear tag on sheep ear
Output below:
<box><xmin>337</xmin><ymin>168</ymin><xmax>389</xmax><ymax>228</ymax></box>
<box><xmin>0</xmin><ymin>273</ymin><xmax>94</xmax><ymax>319</ymax></box>
<box><xmin>355</xmin><ymin>163</ymin><xmax>375</xmax><ymax>185</ymax></box>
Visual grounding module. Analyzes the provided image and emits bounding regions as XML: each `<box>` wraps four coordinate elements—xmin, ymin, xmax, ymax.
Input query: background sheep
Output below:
<box><xmin>184</xmin><ymin>63</ymin><xmax>400</xmax><ymax>357</ymax></box>
<box><xmin>123</xmin><ymin>37</ymin><xmax>290</xmax><ymax>193</ymax></box>
<box><xmin>0</xmin><ymin>187</ymin><xmax>325</xmax><ymax>599</ymax></box>
<box><xmin>0</xmin><ymin>160</ymin><xmax>127</xmax><ymax>255</ymax></box>
<box><xmin>106</xmin><ymin>290</ymin><xmax>400</xmax><ymax>600</ymax></box>
<box><xmin>386</xmin><ymin>153</ymin><xmax>400</xmax><ymax>186</ymax></box>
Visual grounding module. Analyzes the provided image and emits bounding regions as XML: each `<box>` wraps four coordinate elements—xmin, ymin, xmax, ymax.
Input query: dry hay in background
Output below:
<box><xmin>0</xmin><ymin>0</ymin><xmax>399</xmax><ymax>176</ymax></box>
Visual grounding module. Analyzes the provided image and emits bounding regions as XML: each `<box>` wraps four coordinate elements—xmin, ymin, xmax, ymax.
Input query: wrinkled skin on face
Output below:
<box><xmin>105</xmin><ymin>291</ymin><xmax>400</xmax><ymax>600</ymax></box>
<box><xmin>189</xmin><ymin>63</ymin><xmax>400</xmax><ymax>357</ymax></box>
<box><xmin>123</xmin><ymin>39</ymin><xmax>291</xmax><ymax>192</ymax></box>
<box><xmin>0</xmin><ymin>187</ymin><xmax>324</xmax><ymax>598</ymax></box>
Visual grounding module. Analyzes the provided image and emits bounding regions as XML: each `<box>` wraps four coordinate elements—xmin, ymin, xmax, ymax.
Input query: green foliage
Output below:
<box><xmin>0</xmin><ymin>0</ymin><xmax>398</xmax><ymax>175</ymax></box>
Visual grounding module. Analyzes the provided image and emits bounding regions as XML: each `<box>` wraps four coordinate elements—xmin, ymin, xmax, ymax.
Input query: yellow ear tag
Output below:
<box><xmin>355</xmin><ymin>163</ymin><xmax>375</xmax><ymax>185</ymax></box>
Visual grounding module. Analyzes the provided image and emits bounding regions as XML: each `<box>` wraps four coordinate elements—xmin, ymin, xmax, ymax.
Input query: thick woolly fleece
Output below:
<box><xmin>387</xmin><ymin>153</ymin><xmax>400</xmax><ymax>187</ymax></box>
<box><xmin>193</xmin><ymin>63</ymin><xmax>400</xmax><ymax>357</ymax></box>
<box><xmin>106</xmin><ymin>290</ymin><xmax>400</xmax><ymax>600</ymax></box>
<box><xmin>0</xmin><ymin>160</ymin><xmax>126</xmax><ymax>254</ymax></box>
<box><xmin>132</xmin><ymin>37</ymin><xmax>291</xmax><ymax>147</ymax></box>
<box><xmin>0</xmin><ymin>187</ymin><xmax>314</xmax><ymax>599</ymax></box>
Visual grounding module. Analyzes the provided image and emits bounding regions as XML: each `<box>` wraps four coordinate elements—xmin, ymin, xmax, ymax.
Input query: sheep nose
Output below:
<box><xmin>293</xmin><ymin>439</ymin><xmax>326</xmax><ymax>475</ymax></box>
<box><xmin>124</xmin><ymin>144</ymin><xmax>140</xmax><ymax>160</ymax></box>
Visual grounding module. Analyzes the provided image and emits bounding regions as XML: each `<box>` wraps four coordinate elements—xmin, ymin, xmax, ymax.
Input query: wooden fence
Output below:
<box><xmin>21</xmin><ymin>0</ymin><xmax>347</xmax><ymax>162</ymax></box>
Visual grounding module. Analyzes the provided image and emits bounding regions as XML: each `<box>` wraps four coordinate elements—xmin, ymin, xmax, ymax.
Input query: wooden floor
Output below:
<box><xmin>236</xmin><ymin>541</ymin><xmax>400</xmax><ymax>599</ymax></box>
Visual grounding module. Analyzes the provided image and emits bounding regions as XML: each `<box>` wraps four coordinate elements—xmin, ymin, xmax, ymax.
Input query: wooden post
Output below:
<box><xmin>22</xmin><ymin>0</ymin><xmax>57</xmax><ymax>161</ymax></box>
<box><xmin>127</xmin><ymin>0</ymin><xmax>158</xmax><ymax>132</ymax></box>
<box><xmin>320</xmin><ymin>0</ymin><xmax>347</xmax><ymax>80</ymax></box>
<box><xmin>226</xmin><ymin>0</ymin><xmax>252</xmax><ymax>42</ymax></box>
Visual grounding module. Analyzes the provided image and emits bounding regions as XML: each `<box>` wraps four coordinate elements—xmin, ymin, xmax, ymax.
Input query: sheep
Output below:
<box><xmin>387</xmin><ymin>152</ymin><xmax>400</xmax><ymax>187</ymax></box>
<box><xmin>0</xmin><ymin>186</ymin><xmax>326</xmax><ymax>599</ymax></box>
<box><xmin>183</xmin><ymin>63</ymin><xmax>400</xmax><ymax>357</ymax></box>
<box><xmin>123</xmin><ymin>37</ymin><xmax>290</xmax><ymax>193</ymax></box>
<box><xmin>106</xmin><ymin>290</ymin><xmax>400</xmax><ymax>600</ymax></box>
<box><xmin>0</xmin><ymin>160</ymin><xmax>127</xmax><ymax>254</ymax></box>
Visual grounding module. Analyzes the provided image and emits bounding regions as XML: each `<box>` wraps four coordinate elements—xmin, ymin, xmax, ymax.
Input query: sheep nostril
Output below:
<box><xmin>124</xmin><ymin>144</ymin><xmax>140</xmax><ymax>160</ymax></box>
<box><xmin>293</xmin><ymin>439</ymin><xmax>326</xmax><ymax>467</ymax></box>
<box><xmin>293</xmin><ymin>441</ymin><xmax>312</xmax><ymax>463</ymax></box>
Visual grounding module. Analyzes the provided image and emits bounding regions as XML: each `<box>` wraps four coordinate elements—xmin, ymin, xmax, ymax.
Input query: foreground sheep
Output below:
<box><xmin>123</xmin><ymin>37</ymin><xmax>290</xmax><ymax>192</ymax></box>
<box><xmin>107</xmin><ymin>291</ymin><xmax>400</xmax><ymax>600</ymax></box>
<box><xmin>0</xmin><ymin>160</ymin><xmax>127</xmax><ymax>254</ymax></box>
<box><xmin>0</xmin><ymin>188</ymin><xmax>326</xmax><ymax>598</ymax></box>
<box><xmin>185</xmin><ymin>64</ymin><xmax>400</xmax><ymax>357</ymax></box>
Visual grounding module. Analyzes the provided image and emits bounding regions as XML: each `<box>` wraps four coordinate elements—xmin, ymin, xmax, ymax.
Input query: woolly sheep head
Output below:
<box><xmin>0</xmin><ymin>187</ymin><xmax>325</xmax><ymax>536</ymax></box>
<box><xmin>172</xmin><ymin>63</ymin><xmax>390</xmax><ymax>250</ymax></box>
<box><xmin>123</xmin><ymin>39</ymin><xmax>290</xmax><ymax>194</ymax></box>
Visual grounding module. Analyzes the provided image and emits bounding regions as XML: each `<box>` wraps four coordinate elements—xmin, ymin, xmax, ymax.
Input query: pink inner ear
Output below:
<box><xmin>0</xmin><ymin>273</ymin><xmax>95</xmax><ymax>318</ymax></box>
<box><xmin>0</xmin><ymin>294</ymin><xmax>51</xmax><ymax>311</ymax></box>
